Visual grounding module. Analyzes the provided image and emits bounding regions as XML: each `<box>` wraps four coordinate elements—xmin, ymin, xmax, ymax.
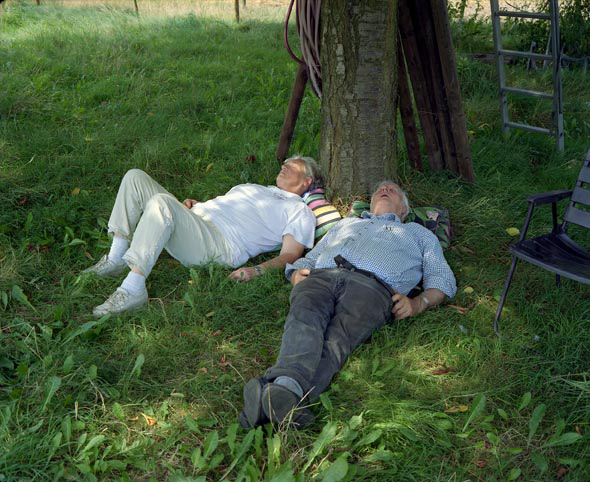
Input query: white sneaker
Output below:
<box><xmin>83</xmin><ymin>255</ymin><xmax>127</xmax><ymax>277</ymax></box>
<box><xmin>93</xmin><ymin>287</ymin><xmax>148</xmax><ymax>317</ymax></box>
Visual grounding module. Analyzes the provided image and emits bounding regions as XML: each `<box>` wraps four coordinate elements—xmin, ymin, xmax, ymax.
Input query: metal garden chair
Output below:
<box><xmin>494</xmin><ymin>147</ymin><xmax>590</xmax><ymax>335</ymax></box>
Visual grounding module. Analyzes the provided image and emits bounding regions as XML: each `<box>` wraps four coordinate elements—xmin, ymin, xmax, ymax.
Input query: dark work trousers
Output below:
<box><xmin>265</xmin><ymin>269</ymin><xmax>394</xmax><ymax>400</ymax></box>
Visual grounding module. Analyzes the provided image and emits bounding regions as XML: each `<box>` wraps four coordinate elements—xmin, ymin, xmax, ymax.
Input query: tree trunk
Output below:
<box><xmin>319</xmin><ymin>0</ymin><xmax>399</xmax><ymax>197</ymax></box>
<box><xmin>234</xmin><ymin>0</ymin><xmax>240</xmax><ymax>23</ymax></box>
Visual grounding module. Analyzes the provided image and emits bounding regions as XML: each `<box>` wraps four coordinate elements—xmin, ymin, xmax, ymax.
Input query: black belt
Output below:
<box><xmin>333</xmin><ymin>255</ymin><xmax>394</xmax><ymax>296</ymax></box>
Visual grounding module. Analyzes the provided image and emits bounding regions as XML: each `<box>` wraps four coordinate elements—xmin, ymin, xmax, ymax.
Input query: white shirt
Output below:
<box><xmin>192</xmin><ymin>184</ymin><xmax>316</xmax><ymax>267</ymax></box>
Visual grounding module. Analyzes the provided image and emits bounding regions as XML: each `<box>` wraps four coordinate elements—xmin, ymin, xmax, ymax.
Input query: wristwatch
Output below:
<box><xmin>419</xmin><ymin>293</ymin><xmax>430</xmax><ymax>310</ymax></box>
<box><xmin>254</xmin><ymin>266</ymin><xmax>264</xmax><ymax>275</ymax></box>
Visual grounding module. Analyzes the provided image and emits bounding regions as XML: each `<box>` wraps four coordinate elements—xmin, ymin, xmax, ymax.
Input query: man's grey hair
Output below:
<box><xmin>286</xmin><ymin>154</ymin><xmax>324</xmax><ymax>190</ymax></box>
<box><xmin>372</xmin><ymin>180</ymin><xmax>410</xmax><ymax>220</ymax></box>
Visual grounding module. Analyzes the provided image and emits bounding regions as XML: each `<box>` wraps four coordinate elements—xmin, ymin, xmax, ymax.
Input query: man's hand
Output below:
<box><xmin>229</xmin><ymin>266</ymin><xmax>262</xmax><ymax>282</ymax></box>
<box><xmin>391</xmin><ymin>291</ymin><xmax>422</xmax><ymax>320</ymax></box>
<box><xmin>291</xmin><ymin>268</ymin><xmax>310</xmax><ymax>286</ymax></box>
<box><xmin>183</xmin><ymin>199</ymin><xmax>198</xmax><ymax>209</ymax></box>
<box><xmin>391</xmin><ymin>288</ymin><xmax>446</xmax><ymax>320</ymax></box>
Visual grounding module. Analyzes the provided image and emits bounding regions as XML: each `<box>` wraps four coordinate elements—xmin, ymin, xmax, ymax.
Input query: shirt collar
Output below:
<box><xmin>267</xmin><ymin>186</ymin><xmax>303</xmax><ymax>201</ymax></box>
<box><xmin>361</xmin><ymin>211</ymin><xmax>401</xmax><ymax>222</ymax></box>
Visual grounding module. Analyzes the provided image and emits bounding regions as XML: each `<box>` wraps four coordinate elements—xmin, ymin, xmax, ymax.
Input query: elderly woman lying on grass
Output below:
<box><xmin>239</xmin><ymin>181</ymin><xmax>457</xmax><ymax>429</ymax></box>
<box><xmin>83</xmin><ymin>156</ymin><xmax>322</xmax><ymax>317</ymax></box>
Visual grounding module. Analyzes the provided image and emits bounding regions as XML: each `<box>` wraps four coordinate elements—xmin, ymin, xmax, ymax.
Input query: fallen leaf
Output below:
<box><xmin>506</xmin><ymin>227</ymin><xmax>520</xmax><ymax>237</ymax></box>
<box><xmin>71</xmin><ymin>187</ymin><xmax>81</xmax><ymax>196</ymax></box>
<box><xmin>473</xmin><ymin>460</ymin><xmax>487</xmax><ymax>468</ymax></box>
<box><xmin>17</xmin><ymin>194</ymin><xmax>30</xmax><ymax>206</ymax></box>
<box><xmin>200</xmin><ymin>367</ymin><xmax>208</xmax><ymax>374</ymax></box>
<box><xmin>458</xmin><ymin>246</ymin><xmax>475</xmax><ymax>254</ymax></box>
<box><xmin>218</xmin><ymin>354</ymin><xmax>228</xmax><ymax>368</ymax></box>
<box><xmin>444</xmin><ymin>405</ymin><xmax>469</xmax><ymax>413</ymax></box>
<box><xmin>430</xmin><ymin>367</ymin><xmax>456</xmax><ymax>375</ymax></box>
<box><xmin>128</xmin><ymin>416</ymin><xmax>139</xmax><ymax>422</ymax></box>
<box><xmin>206</xmin><ymin>311</ymin><xmax>215</xmax><ymax>318</ymax></box>
<box><xmin>85</xmin><ymin>251</ymin><xmax>94</xmax><ymax>261</ymax></box>
<box><xmin>188</xmin><ymin>279</ymin><xmax>195</xmax><ymax>285</ymax></box>
<box><xmin>205</xmin><ymin>163</ymin><xmax>214</xmax><ymax>172</ymax></box>
<box><xmin>212</xmin><ymin>330</ymin><xmax>222</xmax><ymax>336</ymax></box>
<box><xmin>244</xmin><ymin>154</ymin><xmax>257</xmax><ymax>163</ymax></box>
<box><xmin>448</xmin><ymin>304</ymin><xmax>468</xmax><ymax>314</ymax></box>
<box><xmin>575</xmin><ymin>426</ymin><xmax>582</xmax><ymax>435</ymax></box>
<box><xmin>463</xmin><ymin>286</ymin><xmax>474</xmax><ymax>294</ymax></box>
<box><xmin>141</xmin><ymin>413</ymin><xmax>157</xmax><ymax>426</ymax></box>
<box><xmin>147</xmin><ymin>112</ymin><xmax>154</xmax><ymax>116</ymax></box>
<box><xmin>557</xmin><ymin>466</ymin><xmax>569</xmax><ymax>479</ymax></box>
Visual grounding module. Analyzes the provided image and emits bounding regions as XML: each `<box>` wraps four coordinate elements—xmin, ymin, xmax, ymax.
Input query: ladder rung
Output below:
<box><xmin>502</xmin><ymin>87</ymin><xmax>554</xmax><ymax>100</ymax></box>
<box><xmin>498</xmin><ymin>49</ymin><xmax>552</xmax><ymax>61</ymax></box>
<box><xmin>497</xmin><ymin>10</ymin><xmax>551</xmax><ymax>20</ymax></box>
<box><xmin>505</xmin><ymin>121</ymin><xmax>552</xmax><ymax>135</ymax></box>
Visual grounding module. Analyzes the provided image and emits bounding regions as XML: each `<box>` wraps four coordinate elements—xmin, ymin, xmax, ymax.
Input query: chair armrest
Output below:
<box><xmin>527</xmin><ymin>189</ymin><xmax>572</xmax><ymax>206</ymax></box>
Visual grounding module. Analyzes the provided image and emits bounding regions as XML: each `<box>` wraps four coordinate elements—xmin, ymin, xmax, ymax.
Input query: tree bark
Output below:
<box><xmin>319</xmin><ymin>0</ymin><xmax>399</xmax><ymax>197</ymax></box>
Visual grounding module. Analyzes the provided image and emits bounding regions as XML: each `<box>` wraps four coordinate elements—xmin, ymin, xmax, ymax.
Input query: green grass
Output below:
<box><xmin>2</xmin><ymin>1</ymin><xmax>590</xmax><ymax>480</ymax></box>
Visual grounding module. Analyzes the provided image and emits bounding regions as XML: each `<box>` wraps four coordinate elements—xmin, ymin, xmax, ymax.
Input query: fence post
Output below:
<box><xmin>276</xmin><ymin>63</ymin><xmax>308</xmax><ymax>162</ymax></box>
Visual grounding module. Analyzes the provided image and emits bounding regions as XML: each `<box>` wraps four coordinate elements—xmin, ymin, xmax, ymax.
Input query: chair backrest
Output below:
<box><xmin>563</xmin><ymin>147</ymin><xmax>590</xmax><ymax>230</ymax></box>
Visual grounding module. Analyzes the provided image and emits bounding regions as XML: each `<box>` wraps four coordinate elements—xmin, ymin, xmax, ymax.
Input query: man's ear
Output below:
<box><xmin>303</xmin><ymin>177</ymin><xmax>313</xmax><ymax>190</ymax></box>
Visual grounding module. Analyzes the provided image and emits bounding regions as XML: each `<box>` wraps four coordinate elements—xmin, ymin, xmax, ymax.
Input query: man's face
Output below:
<box><xmin>370</xmin><ymin>182</ymin><xmax>406</xmax><ymax>217</ymax></box>
<box><xmin>276</xmin><ymin>159</ymin><xmax>312</xmax><ymax>195</ymax></box>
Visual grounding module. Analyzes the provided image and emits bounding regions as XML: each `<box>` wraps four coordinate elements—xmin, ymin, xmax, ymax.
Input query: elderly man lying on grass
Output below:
<box><xmin>239</xmin><ymin>181</ymin><xmax>457</xmax><ymax>429</ymax></box>
<box><xmin>83</xmin><ymin>156</ymin><xmax>322</xmax><ymax>317</ymax></box>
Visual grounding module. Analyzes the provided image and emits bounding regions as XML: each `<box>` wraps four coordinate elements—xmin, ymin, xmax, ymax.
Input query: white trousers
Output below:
<box><xmin>108</xmin><ymin>169</ymin><xmax>234</xmax><ymax>276</ymax></box>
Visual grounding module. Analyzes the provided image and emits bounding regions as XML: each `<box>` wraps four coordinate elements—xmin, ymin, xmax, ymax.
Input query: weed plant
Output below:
<box><xmin>2</xmin><ymin>1</ymin><xmax>590</xmax><ymax>480</ymax></box>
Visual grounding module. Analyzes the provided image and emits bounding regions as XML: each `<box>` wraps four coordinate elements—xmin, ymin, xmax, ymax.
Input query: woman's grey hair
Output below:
<box><xmin>372</xmin><ymin>180</ymin><xmax>410</xmax><ymax>220</ymax></box>
<box><xmin>286</xmin><ymin>154</ymin><xmax>324</xmax><ymax>190</ymax></box>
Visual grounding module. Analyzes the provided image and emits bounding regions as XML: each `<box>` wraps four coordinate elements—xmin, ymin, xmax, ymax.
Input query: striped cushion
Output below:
<box><xmin>305</xmin><ymin>189</ymin><xmax>342</xmax><ymax>240</ymax></box>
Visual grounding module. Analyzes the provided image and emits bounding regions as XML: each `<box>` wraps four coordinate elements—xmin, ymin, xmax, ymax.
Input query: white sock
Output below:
<box><xmin>108</xmin><ymin>236</ymin><xmax>129</xmax><ymax>263</ymax></box>
<box><xmin>120</xmin><ymin>271</ymin><xmax>146</xmax><ymax>296</ymax></box>
<box><xmin>274</xmin><ymin>376</ymin><xmax>303</xmax><ymax>398</ymax></box>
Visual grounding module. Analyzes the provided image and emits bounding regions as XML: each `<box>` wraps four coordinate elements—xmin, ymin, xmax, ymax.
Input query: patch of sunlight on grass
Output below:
<box><xmin>54</xmin><ymin>0</ymin><xmax>287</xmax><ymax>22</ymax></box>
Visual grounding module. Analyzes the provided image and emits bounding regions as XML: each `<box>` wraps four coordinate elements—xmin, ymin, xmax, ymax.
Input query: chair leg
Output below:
<box><xmin>494</xmin><ymin>256</ymin><xmax>519</xmax><ymax>336</ymax></box>
<box><xmin>556</xmin><ymin>274</ymin><xmax>561</xmax><ymax>287</ymax></box>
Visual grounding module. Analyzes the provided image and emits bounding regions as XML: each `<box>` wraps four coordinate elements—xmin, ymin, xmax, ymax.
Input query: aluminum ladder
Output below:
<box><xmin>490</xmin><ymin>0</ymin><xmax>564</xmax><ymax>151</ymax></box>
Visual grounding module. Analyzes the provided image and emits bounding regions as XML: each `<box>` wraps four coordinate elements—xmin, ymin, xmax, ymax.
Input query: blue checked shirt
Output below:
<box><xmin>286</xmin><ymin>212</ymin><xmax>457</xmax><ymax>297</ymax></box>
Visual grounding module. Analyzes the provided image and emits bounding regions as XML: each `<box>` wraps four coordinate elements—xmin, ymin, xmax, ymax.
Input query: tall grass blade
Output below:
<box><xmin>220</xmin><ymin>429</ymin><xmax>255</xmax><ymax>479</ymax></box>
<box><xmin>321</xmin><ymin>455</ymin><xmax>349</xmax><ymax>482</ymax></box>
<box><xmin>130</xmin><ymin>354</ymin><xmax>145</xmax><ymax>378</ymax></box>
<box><xmin>542</xmin><ymin>432</ymin><xmax>582</xmax><ymax>448</ymax></box>
<box><xmin>303</xmin><ymin>422</ymin><xmax>338</xmax><ymax>472</ymax></box>
<box><xmin>518</xmin><ymin>392</ymin><xmax>532</xmax><ymax>412</ymax></box>
<box><xmin>462</xmin><ymin>393</ymin><xmax>486</xmax><ymax>432</ymax></box>
<box><xmin>42</xmin><ymin>376</ymin><xmax>62</xmax><ymax>412</ymax></box>
<box><xmin>528</xmin><ymin>403</ymin><xmax>546</xmax><ymax>441</ymax></box>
